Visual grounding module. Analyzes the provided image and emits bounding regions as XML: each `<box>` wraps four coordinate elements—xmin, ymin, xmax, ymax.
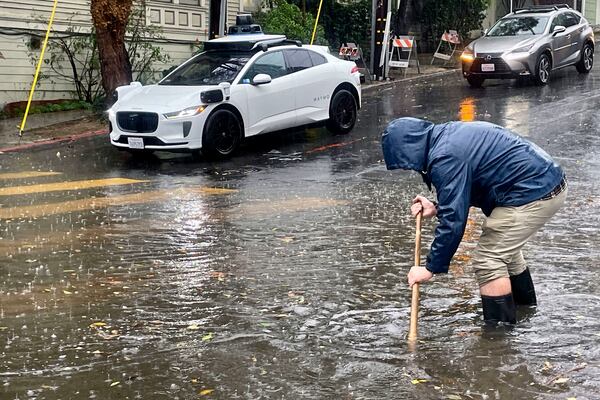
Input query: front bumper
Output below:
<box><xmin>108</xmin><ymin>110</ymin><xmax>208</xmax><ymax>151</ymax></box>
<box><xmin>462</xmin><ymin>53</ymin><xmax>535</xmax><ymax>79</ymax></box>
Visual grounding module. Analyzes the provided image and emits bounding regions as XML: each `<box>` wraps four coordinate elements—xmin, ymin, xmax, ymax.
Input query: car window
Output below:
<box><xmin>285</xmin><ymin>49</ymin><xmax>314</xmax><ymax>73</ymax></box>
<box><xmin>159</xmin><ymin>52</ymin><xmax>250</xmax><ymax>86</ymax></box>
<box><xmin>550</xmin><ymin>14</ymin><xmax>567</xmax><ymax>31</ymax></box>
<box><xmin>563</xmin><ymin>12</ymin><xmax>580</xmax><ymax>27</ymax></box>
<box><xmin>487</xmin><ymin>16</ymin><xmax>549</xmax><ymax>36</ymax></box>
<box><xmin>241</xmin><ymin>51</ymin><xmax>287</xmax><ymax>83</ymax></box>
<box><xmin>308</xmin><ymin>50</ymin><xmax>327</xmax><ymax>66</ymax></box>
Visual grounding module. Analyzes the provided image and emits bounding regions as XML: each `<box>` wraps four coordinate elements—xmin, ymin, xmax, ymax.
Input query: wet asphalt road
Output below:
<box><xmin>1</xmin><ymin>64</ymin><xmax>600</xmax><ymax>400</ymax></box>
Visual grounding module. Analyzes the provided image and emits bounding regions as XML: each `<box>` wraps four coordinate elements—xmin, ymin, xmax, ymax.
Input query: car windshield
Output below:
<box><xmin>159</xmin><ymin>51</ymin><xmax>251</xmax><ymax>86</ymax></box>
<box><xmin>487</xmin><ymin>16</ymin><xmax>549</xmax><ymax>36</ymax></box>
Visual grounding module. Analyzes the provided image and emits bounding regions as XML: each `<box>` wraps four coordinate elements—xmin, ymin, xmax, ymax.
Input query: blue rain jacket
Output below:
<box><xmin>382</xmin><ymin>118</ymin><xmax>564</xmax><ymax>274</ymax></box>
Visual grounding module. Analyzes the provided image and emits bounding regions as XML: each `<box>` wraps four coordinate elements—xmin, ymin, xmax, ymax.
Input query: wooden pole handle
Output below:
<box><xmin>408</xmin><ymin>211</ymin><xmax>422</xmax><ymax>342</ymax></box>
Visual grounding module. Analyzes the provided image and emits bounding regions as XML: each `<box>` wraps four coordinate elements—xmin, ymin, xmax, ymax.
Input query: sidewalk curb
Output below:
<box><xmin>362</xmin><ymin>68</ymin><xmax>460</xmax><ymax>97</ymax></box>
<box><xmin>0</xmin><ymin>129</ymin><xmax>108</xmax><ymax>154</ymax></box>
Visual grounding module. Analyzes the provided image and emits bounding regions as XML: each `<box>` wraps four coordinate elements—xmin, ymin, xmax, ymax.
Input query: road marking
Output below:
<box><xmin>0</xmin><ymin>187</ymin><xmax>235</xmax><ymax>219</ymax></box>
<box><xmin>0</xmin><ymin>171</ymin><xmax>62</xmax><ymax>181</ymax></box>
<box><xmin>0</xmin><ymin>178</ymin><xmax>146</xmax><ymax>196</ymax></box>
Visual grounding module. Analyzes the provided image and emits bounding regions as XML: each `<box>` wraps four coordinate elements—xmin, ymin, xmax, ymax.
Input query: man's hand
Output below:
<box><xmin>411</xmin><ymin>195</ymin><xmax>437</xmax><ymax>218</ymax></box>
<box><xmin>408</xmin><ymin>266</ymin><xmax>433</xmax><ymax>287</ymax></box>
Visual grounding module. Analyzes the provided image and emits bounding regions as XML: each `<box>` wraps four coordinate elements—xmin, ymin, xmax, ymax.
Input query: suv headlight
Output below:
<box><xmin>460</xmin><ymin>47</ymin><xmax>475</xmax><ymax>62</ymax></box>
<box><xmin>164</xmin><ymin>105</ymin><xmax>206</xmax><ymax>120</ymax></box>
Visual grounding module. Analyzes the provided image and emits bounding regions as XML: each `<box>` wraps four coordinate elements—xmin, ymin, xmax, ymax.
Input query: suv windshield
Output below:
<box><xmin>159</xmin><ymin>51</ymin><xmax>251</xmax><ymax>86</ymax></box>
<box><xmin>487</xmin><ymin>16</ymin><xmax>549</xmax><ymax>36</ymax></box>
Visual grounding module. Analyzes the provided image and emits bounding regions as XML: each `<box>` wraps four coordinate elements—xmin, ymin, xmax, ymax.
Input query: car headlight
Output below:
<box><xmin>510</xmin><ymin>43</ymin><xmax>534</xmax><ymax>53</ymax></box>
<box><xmin>164</xmin><ymin>105</ymin><xmax>206</xmax><ymax>120</ymax></box>
<box><xmin>460</xmin><ymin>47</ymin><xmax>475</xmax><ymax>62</ymax></box>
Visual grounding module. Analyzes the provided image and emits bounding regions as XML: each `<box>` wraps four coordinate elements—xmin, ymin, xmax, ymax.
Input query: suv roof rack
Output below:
<box><xmin>513</xmin><ymin>4</ymin><xmax>570</xmax><ymax>14</ymax></box>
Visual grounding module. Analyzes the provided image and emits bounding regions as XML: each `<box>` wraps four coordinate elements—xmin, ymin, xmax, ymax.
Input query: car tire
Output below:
<box><xmin>533</xmin><ymin>53</ymin><xmax>551</xmax><ymax>86</ymax></box>
<box><xmin>202</xmin><ymin>109</ymin><xmax>242</xmax><ymax>160</ymax></box>
<box><xmin>466</xmin><ymin>76</ymin><xmax>484</xmax><ymax>88</ymax></box>
<box><xmin>326</xmin><ymin>89</ymin><xmax>357</xmax><ymax>135</ymax></box>
<box><xmin>575</xmin><ymin>43</ymin><xmax>594</xmax><ymax>74</ymax></box>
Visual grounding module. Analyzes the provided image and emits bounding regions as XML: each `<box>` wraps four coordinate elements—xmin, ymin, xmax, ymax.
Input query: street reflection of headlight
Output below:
<box><xmin>164</xmin><ymin>105</ymin><xmax>206</xmax><ymax>120</ymax></box>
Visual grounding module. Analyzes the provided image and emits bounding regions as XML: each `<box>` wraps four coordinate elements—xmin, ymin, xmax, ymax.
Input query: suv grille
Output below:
<box><xmin>117</xmin><ymin>112</ymin><xmax>159</xmax><ymax>133</ymax></box>
<box><xmin>470</xmin><ymin>57</ymin><xmax>511</xmax><ymax>73</ymax></box>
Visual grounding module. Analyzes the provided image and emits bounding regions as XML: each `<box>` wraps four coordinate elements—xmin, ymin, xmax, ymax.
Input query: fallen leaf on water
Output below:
<box><xmin>0</xmin><ymin>327</ymin><xmax>8</xmax><ymax>331</ymax></box>
<box><xmin>110</xmin><ymin>381</ymin><xmax>120</xmax><ymax>387</ymax></box>
<box><xmin>566</xmin><ymin>397</ymin><xmax>576</xmax><ymax>400</ymax></box>
<box><xmin>553</xmin><ymin>377</ymin><xmax>569</xmax><ymax>385</ymax></box>
<box><xmin>280</xmin><ymin>237</ymin><xmax>294</xmax><ymax>243</ymax></box>
<box><xmin>202</xmin><ymin>333</ymin><xmax>214</xmax><ymax>342</ymax></box>
<box><xmin>90</xmin><ymin>322</ymin><xmax>107</xmax><ymax>328</ymax></box>
<box><xmin>44</xmin><ymin>288</ymin><xmax>51</xmax><ymax>293</ymax></box>
<box><xmin>447</xmin><ymin>395</ymin><xmax>462</xmax><ymax>400</ymax></box>
<box><xmin>411</xmin><ymin>379</ymin><xmax>428</xmax><ymax>384</ymax></box>
<box><xmin>63</xmin><ymin>290</ymin><xmax>72</xmax><ymax>295</ymax></box>
<box><xmin>187</xmin><ymin>324</ymin><xmax>200</xmax><ymax>330</ymax></box>
<box><xmin>199</xmin><ymin>389</ymin><xmax>214</xmax><ymax>395</ymax></box>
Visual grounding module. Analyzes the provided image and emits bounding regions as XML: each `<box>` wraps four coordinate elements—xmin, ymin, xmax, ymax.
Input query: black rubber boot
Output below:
<box><xmin>482</xmin><ymin>294</ymin><xmax>517</xmax><ymax>325</ymax></box>
<box><xmin>510</xmin><ymin>268</ymin><xmax>537</xmax><ymax>306</ymax></box>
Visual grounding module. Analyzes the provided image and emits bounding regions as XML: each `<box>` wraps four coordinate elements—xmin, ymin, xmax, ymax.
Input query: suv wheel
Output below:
<box><xmin>466</xmin><ymin>75</ymin><xmax>484</xmax><ymax>88</ymax></box>
<box><xmin>576</xmin><ymin>43</ymin><xmax>594</xmax><ymax>73</ymax></box>
<box><xmin>202</xmin><ymin>109</ymin><xmax>242</xmax><ymax>160</ymax></box>
<box><xmin>326</xmin><ymin>89</ymin><xmax>357</xmax><ymax>135</ymax></box>
<box><xmin>533</xmin><ymin>54</ymin><xmax>551</xmax><ymax>85</ymax></box>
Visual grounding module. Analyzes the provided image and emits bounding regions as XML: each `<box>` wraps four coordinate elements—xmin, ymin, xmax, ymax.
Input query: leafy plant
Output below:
<box><xmin>418</xmin><ymin>0</ymin><xmax>488</xmax><ymax>50</ymax></box>
<box><xmin>255</xmin><ymin>0</ymin><xmax>328</xmax><ymax>45</ymax></box>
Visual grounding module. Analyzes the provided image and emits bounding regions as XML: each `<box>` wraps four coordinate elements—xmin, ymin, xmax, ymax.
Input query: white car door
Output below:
<box><xmin>284</xmin><ymin>49</ymin><xmax>336</xmax><ymax>125</ymax></box>
<box><xmin>238</xmin><ymin>50</ymin><xmax>296</xmax><ymax>136</ymax></box>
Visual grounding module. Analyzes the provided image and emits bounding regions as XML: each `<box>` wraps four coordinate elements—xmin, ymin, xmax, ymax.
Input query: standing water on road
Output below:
<box><xmin>2</xmin><ymin>67</ymin><xmax>600</xmax><ymax>399</ymax></box>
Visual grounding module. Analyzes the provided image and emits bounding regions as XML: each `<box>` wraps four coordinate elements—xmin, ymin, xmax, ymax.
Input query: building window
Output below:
<box><xmin>191</xmin><ymin>13</ymin><xmax>202</xmax><ymax>27</ymax></box>
<box><xmin>149</xmin><ymin>9</ymin><xmax>161</xmax><ymax>24</ymax></box>
<box><xmin>179</xmin><ymin>12</ymin><xmax>189</xmax><ymax>26</ymax></box>
<box><xmin>153</xmin><ymin>0</ymin><xmax>173</xmax><ymax>3</ymax></box>
<box><xmin>165</xmin><ymin>10</ymin><xmax>175</xmax><ymax>25</ymax></box>
<box><xmin>179</xmin><ymin>0</ymin><xmax>201</xmax><ymax>5</ymax></box>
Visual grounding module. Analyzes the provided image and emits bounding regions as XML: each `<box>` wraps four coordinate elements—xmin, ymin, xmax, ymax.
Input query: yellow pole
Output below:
<box><xmin>19</xmin><ymin>0</ymin><xmax>59</xmax><ymax>136</ymax></box>
<box><xmin>310</xmin><ymin>0</ymin><xmax>324</xmax><ymax>45</ymax></box>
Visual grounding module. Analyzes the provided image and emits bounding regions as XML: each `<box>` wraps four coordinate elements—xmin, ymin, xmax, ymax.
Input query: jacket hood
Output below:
<box><xmin>381</xmin><ymin>117</ymin><xmax>434</xmax><ymax>172</ymax></box>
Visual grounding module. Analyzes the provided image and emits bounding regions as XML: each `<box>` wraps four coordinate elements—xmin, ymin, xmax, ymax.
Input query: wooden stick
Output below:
<box><xmin>408</xmin><ymin>211</ymin><xmax>422</xmax><ymax>342</ymax></box>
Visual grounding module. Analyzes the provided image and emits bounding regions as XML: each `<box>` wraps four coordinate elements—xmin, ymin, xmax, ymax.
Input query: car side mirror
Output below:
<box><xmin>200</xmin><ymin>89</ymin><xmax>224</xmax><ymax>104</ymax></box>
<box><xmin>252</xmin><ymin>74</ymin><xmax>272</xmax><ymax>85</ymax></box>
<box><xmin>552</xmin><ymin>25</ymin><xmax>566</xmax><ymax>36</ymax></box>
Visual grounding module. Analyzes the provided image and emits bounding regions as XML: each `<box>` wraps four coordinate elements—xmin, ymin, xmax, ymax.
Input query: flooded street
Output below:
<box><xmin>2</xmin><ymin>67</ymin><xmax>600</xmax><ymax>399</ymax></box>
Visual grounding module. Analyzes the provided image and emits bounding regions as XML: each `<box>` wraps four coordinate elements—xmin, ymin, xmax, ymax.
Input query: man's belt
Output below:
<box><xmin>540</xmin><ymin>177</ymin><xmax>567</xmax><ymax>201</ymax></box>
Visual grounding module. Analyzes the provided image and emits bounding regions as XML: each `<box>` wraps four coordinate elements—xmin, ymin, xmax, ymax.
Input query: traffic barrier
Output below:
<box><xmin>431</xmin><ymin>30</ymin><xmax>461</xmax><ymax>65</ymax></box>
<box><xmin>339</xmin><ymin>42</ymin><xmax>371</xmax><ymax>82</ymax></box>
<box><xmin>387</xmin><ymin>35</ymin><xmax>420</xmax><ymax>77</ymax></box>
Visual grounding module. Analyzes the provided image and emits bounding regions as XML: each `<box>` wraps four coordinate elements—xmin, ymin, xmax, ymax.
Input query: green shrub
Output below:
<box><xmin>255</xmin><ymin>0</ymin><xmax>328</xmax><ymax>45</ymax></box>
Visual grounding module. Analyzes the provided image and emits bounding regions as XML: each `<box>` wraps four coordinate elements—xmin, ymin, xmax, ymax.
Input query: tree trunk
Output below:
<box><xmin>91</xmin><ymin>0</ymin><xmax>133</xmax><ymax>106</ymax></box>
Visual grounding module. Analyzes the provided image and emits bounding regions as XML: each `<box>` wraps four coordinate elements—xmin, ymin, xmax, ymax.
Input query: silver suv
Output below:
<box><xmin>461</xmin><ymin>5</ymin><xmax>594</xmax><ymax>87</ymax></box>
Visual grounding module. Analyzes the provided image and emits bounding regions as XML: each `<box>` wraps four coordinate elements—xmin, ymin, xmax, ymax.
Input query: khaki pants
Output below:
<box><xmin>472</xmin><ymin>188</ymin><xmax>567</xmax><ymax>285</ymax></box>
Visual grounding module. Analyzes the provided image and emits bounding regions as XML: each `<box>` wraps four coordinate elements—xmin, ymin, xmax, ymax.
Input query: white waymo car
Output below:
<box><xmin>107</xmin><ymin>34</ymin><xmax>362</xmax><ymax>159</ymax></box>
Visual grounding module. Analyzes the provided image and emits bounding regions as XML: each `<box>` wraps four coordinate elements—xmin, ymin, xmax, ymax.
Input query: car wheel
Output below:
<box><xmin>466</xmin><ymin>76</ymin><xmax>484</xmax><ymax>88</ymax></box>
<box><xmin>326</xmin><ymin>89</ymin><xmax>357</xmax><ymax>135</ymax></box>
<box><xmin>202</xmin><ymin>109</ymin><xmax>242</xmax><ymax>160</ymax></box>
<box><xmin>576</xmin><ymin>43</ymin><xmax>594</xmax><ymax>73</ymax></box>
<box><xmin>533</xmin><ymin>54</ymin><xmax>551</xmax><ymax>86</ymax></box>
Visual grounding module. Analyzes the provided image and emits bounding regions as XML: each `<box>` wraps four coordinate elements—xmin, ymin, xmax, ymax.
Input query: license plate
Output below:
<box><xmin>481</xmin><ymin>63</ymin><xmax>495</xmax><ymax>72</ymax></box>
<box><xmin>128</xmin><ymin>137</ymin><xmax>144</xmax><ymax>149</ymax></box>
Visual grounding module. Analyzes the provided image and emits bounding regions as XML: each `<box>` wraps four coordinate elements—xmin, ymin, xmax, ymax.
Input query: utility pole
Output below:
<box><xmin>370</xmin><ymin>0</ymin><xmax>390</xmax><ymax>80</ymax></box>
